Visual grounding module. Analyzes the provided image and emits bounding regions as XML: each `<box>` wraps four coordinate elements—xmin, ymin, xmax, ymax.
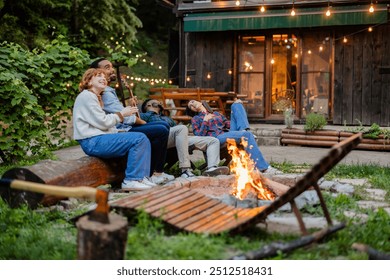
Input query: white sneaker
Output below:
<box><xmin>161</xmin><ymin>172</ymin><xmax>175</xmax><ymax>181</ymax></box>
<box><xmin>149</xmin><ymin>174</ymin><xmax>168</xmax><ymax>185</ymax></box>
<box><xmin>141</xmin><ymin>177</ymin><xmax>158</xmax><ymax>187</ymax></box>
<box><xmin>262</xmin><ymin>166</ymin><xmax>282</xmax><ymax>175</ymax></box>
<box><xmin>180</xmin><ymin>169</ymin><xmax>195</xmax><ymax>178</ymax></box>
<box><xmin>202</xmin><ymin>166</ymin><xmax>230</xmax><ymax>176</ymax></box>
<box><xmin>121</xmin><ymin>180</ymin><xmax>154</xmax><ymax>191</ymax></box>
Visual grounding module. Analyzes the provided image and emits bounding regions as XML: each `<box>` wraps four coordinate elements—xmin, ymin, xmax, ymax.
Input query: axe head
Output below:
<box><xmin>87</xmin><ymin>189</ymin><xmax>110</xmax><ymax>224</ymax></box>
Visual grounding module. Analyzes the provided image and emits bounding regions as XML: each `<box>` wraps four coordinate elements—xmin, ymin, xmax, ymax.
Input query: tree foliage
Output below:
<box><xmin>0</xmin><ymin>0</ymin><xmax>142</xmax><ymax>54</ymax></box>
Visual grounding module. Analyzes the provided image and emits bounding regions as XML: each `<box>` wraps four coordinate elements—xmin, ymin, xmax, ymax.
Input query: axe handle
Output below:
<box><xmin>1</xmin><ymin>178</ymin><xmax>97</xmax><ymax>201</ymax></box>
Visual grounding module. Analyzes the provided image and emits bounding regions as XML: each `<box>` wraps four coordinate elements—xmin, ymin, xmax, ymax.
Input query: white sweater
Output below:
<box><xmin>73</xmin><ymin>90</ymin><xmax>120</xmax><ymax>140</ymax></box>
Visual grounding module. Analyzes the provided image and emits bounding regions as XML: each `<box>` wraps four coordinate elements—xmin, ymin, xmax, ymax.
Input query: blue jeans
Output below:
<box><xmin>78</xmin><ymin>132</ymin><xmax>151</xmax><ymax>181</ymax></box>
<box><xmin>131</xmin><ymin>121</ymin><xmax>170</xmax><ymax>175</ymax></box>
<box><xmin>230</xmin><ymin>102</ymin><xmax>250</xmax><ymax>131</ymax></box>
<box><xmin>217</xmin><ymin>102</ymin><xmax>269</xmax><ymax>171</ymax></box>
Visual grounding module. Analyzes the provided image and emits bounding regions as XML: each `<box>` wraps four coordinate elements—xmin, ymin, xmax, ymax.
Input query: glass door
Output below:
<box><xmin>270</xmin><ymin>34</ymin><xmax>298</xmax><ymax>115</ymax></box>
<box><xmin>301</xmin><ymin>35</ymin><xmax>331</xmax><ymax>118</ymax></box>
<box><xmin>238</xmin><ymin>36</ymin><xmax>265</xmax><ymax>118</ymax></box>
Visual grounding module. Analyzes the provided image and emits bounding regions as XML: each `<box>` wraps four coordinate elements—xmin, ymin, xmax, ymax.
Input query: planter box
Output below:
<box><xmin>281</xmin><ymin>128</ymin><xmax>390</xmax><ymax>151</ymax></box>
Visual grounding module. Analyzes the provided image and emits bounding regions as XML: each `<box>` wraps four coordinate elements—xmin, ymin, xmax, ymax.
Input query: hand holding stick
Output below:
<box><xmin>121</xmin><ymin>75</ymin><xmax>140</xmax><ymax>118</ymax></box>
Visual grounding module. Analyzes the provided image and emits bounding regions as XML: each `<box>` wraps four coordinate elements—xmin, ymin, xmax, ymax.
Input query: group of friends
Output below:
<box><xmin>72</xmin><ymin>58</ymin><xmax>280</xmax><ymax>191</ymax></box>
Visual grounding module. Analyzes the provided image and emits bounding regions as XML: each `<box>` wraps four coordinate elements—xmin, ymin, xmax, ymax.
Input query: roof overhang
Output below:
<box><xmin>183</xmin><ymin>4</ymin><xmax>389</xmax><ymax>32</ymax></box>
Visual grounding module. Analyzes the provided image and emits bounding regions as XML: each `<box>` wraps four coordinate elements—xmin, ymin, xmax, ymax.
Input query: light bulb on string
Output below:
<box><xmin>368</xmin><ymin>27</ymin><xmax>373</xmax><ymax>32</ymax></box>
<box><xmin>207</xmin><ymin>73</ymin><xmax>211</xmax><ymax>79</ymax></box>
<box><xmin>369</xmin><ymin>2</ymin><xmax>374</xmax><ymax>13</ymax></box>
<box><xmin>291</xmin><ymin>0</ymin><xmax>295</xmax><ymax>16</ymax></box>
<box><xmin>235</xmin><ymin>0</ymin><xmax>240</xmax><ymax>6</ymax></box>
<box><xmin>343</xmin><ymin>37</ymin><xmax>348</xmax><ymax>43</ymax></box>
<box><xmin>325</xmin><ymin>0</ymin><xmax>331</xmax><ymax>17</ymax></box>
<box><xmin>260</xmin><ymin>0</ymin><xmax>265</xmax><ymax>12</ymax></box>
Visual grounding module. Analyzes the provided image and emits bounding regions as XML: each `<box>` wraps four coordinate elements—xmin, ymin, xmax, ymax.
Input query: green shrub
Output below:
<box><xmin>0</xmin><ymin>37</ymin><xmax>90</xmax><ymax>163</ymax></box>
<box><xmin>304</xmin><ymin>113</ymin><xmax>327</xmax><ymax>132</ymax></box>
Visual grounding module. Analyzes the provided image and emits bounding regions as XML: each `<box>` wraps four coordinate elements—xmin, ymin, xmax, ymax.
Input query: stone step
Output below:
<box><xmin>251</xmin><ymin>128</ymin><xmax>282</xmax><ymax>146</ymax></box>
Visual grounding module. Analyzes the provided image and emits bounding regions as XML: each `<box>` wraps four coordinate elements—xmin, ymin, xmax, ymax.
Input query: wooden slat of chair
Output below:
<box><xmin>152</xmin><ymin>193</ymin><xmax>210</xmax><ymax>220</ymax></box>
<box><xmin>142</xmin><ymin>189</ymin><xmax>197</xmax><ymax>213</ymax></box>
<box><xmin>182</xmin><ymin>205</ymin><xmax>238</xmax><ymax>232</ymax></box>
<box><xmin>114</xmin><ymin>185</ymin><xmax>181</xmax><ymax>208</ymax></box>
<box><xmin>168</xmin><ymin>201</ymin><xmax>227</xmax><ymax>226</ymax></box>
<box><xmin>202</xmin><ymin>207</ymin><xmax>266</xmax><ymax>234</ymax></box>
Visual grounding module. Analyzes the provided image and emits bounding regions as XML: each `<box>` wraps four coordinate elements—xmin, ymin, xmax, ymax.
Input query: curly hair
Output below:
<box><xmin>78</xmin><ymin>68</ymin><xmax>106</xmax><ymax>92</ymax></box>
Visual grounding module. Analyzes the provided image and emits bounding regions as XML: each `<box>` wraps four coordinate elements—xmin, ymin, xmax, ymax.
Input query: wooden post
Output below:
<box><xmin>76</xmin><ymin>213</ymin><xmax>128</xmax><ymax>260</ymax></box>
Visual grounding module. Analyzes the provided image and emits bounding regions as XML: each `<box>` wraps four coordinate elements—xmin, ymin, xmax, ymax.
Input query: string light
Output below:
<box><xmin>207</xmin><ymin>73</ymin><xmax>212</xmax><ymax>79</ymax></box>
<box><xmin>369</xmin><ymin>1</ymin><xmax>374</xmax><ymax>13</ymax></box>
<box><xmin>368</xmin><ymin>26</ymin><xmax>373</xmax><ymax>32</ymax></box>
<box><xmin>343</xmin><ymin>36</ymin><xmax>348</xmax><ymax>43</ymax></box>
<box><xmin>291</xmin><ymin>1</ymin><xmax>296</xmax><ymax>16</ymax></box>
<box><xmin>235</xmin><ymin>0</ymin><xmax>240</xmax><ymax>6</ymax></box>
<box><xmin>260</xmin><ymin>0</ymin><xmax>265</xmax><ymax>13</ymax></box>
<box><xmin>325</xmin><ymin>1</ymin><xmax>331</xmax><ymax>17</ymax></box>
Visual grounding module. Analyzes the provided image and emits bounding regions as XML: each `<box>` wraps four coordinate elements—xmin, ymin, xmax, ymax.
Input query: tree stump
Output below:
<box><xmin>76</xmin><ymin>213</ymin><xmax>128</xmax><ymax>260</ymax></box>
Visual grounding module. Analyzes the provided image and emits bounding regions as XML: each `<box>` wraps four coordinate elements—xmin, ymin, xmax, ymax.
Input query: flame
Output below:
<box><xmin>227</xmin><ymin>137</ymin><xmax>276</xmax><ymax>201</ymax></box>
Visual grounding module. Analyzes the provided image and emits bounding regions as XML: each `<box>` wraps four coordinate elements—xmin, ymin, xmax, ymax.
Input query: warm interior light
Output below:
<box><xmin>368</xmin><ymin>27</ymin><xmax>373</xmax><ymax>32</ymax></box>
<box><xmin>291</xmin><ymin>8</ymin><xmax>296</xmax><ymax>16</ymax></box>
<box><xmin>207</xmin><ymin>73</ymin><xmax>211</xmax><ymax>79</ymax></box>
<box><xmin>343</xmin><ymin>37</ymin><xmax>348</xmax><ymax>43</ymax></box>
<box><xmin>260</xmin><ymin>6</ymin><xmax>265</xmax><ymax>12</ymax></box>
<box><xmin>236</xmin><ymin>0</ymin><xmax>240</xmax><ymax>6</ymax></box>
<box><xmin>271</xmin><ymin>58</ymin><xmax>275</xmax><ymax>64</ymax></box>
<box><xmin>326</xmin><ymin>8</ymin><xmax>331</xmax><ymax>17</ymax></box>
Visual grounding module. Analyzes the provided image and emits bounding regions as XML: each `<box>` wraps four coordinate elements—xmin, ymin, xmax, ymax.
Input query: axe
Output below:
<box><xmin>0</xmin><ymin>178</ymin><xmax>110</xmax><ymax>224</ymax></box>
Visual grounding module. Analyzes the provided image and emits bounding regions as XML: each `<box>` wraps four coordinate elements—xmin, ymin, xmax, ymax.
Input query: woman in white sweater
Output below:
<box><xmin>73</xmin><ymin>68</ymin><xmax>156</xmax><ymax>190</ymax></box>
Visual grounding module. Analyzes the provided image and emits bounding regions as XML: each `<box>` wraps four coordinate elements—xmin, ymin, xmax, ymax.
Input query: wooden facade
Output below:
<box><xmin>161</xmin><ymin>0</ymin><xmax>390</xmax><ymax>126</ymax></box>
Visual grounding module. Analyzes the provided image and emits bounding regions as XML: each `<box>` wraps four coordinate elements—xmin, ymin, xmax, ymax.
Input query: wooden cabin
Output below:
<box><xmin>158</xmin><ymin>0</ymin><xmax>390</xmax><ymax>126</ymax></box>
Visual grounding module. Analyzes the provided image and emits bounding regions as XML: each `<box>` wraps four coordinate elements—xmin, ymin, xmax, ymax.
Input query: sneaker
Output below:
<box><xmin>262</xmin><ymin>166</ymin><xmax>283</xmax><ymax>175</ymax></box>
<box><xmin>161</xmin><ymin>172</ymin><xmax>175</xmax><ymax>181</ymax></box>
<box><xmin>121</xmin><ymin>180</ymin><xmax>154</xmax><ymax>191</ymax></box>
<box><xmin>180</xmin><ymin>169</ymin><xmax>196</xmax><ymax>178</ymax></box>
<box><xmin>140</xmin><ymin>177</ymin><xmax>158</xmax><ymax>187</ymax></box>
<box><xmin>149</xmin><ymin>174</ymin><xmax>169</xmax><ymax>185</ymax></box>
<box><xmin>202</xmin><ymin>166</ymin><xmax>230</xmax><ymax>176</ymax></box>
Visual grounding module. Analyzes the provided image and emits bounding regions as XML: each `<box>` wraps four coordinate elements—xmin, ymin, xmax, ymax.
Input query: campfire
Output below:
<box><xmin>226</xmin><ymin>138</ymin><xmax>276</xmax><ymax>201</ymax></box>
